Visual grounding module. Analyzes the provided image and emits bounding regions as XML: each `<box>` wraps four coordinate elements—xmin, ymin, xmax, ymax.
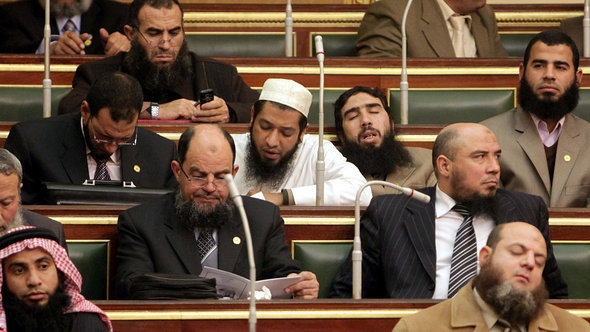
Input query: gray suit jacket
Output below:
<box><xmin>481</xmin><ymin>107</ymin><xmax>590</xmax><ymax>207</ymax></box>
<box><xmin>114</xmin><ymin>193</ymin><xmax>301</xmax><ymax>299</ymax></box>
<box><xmin>22</xmin><ymin>208</ymin><xmax>67</xmax><ymax>249</ymax></box>
<box><xmin>356</xmin><ymin>0</ymin><xmax>508</xmax><ymax>58</ymax></box>
<box><xmin>329</xmin><ymin>187</ymin><xmax>567</xmax><ymax>299</ymax></box>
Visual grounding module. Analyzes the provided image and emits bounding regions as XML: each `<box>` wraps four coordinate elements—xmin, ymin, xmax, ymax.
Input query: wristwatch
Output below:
<box><xmin>150</xmin><ymin>102</ymin><xmax>159</xmax><ymax>119</ymax></box>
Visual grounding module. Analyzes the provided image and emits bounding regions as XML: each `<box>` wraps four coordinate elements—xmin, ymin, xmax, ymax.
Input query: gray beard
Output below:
<box><xmin>0</xmin><ymin>208</ymin><xmax>24</xmax><ymax>236</ymax></box>
<box><xmin>39</xmin><ymin>0</ymin><xmax>93</xmax><ymax>18</ymax></box>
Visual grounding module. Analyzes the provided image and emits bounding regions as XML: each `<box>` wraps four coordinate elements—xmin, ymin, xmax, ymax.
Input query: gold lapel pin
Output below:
<box><xmin>133</xmin><ymin>165</ymin><xmax>141</xmax><ymax>173</ymax></box>
<box><xmin>233</xmin><ymin>237</ymin><xmax>241</xmax><ymax>245</ymax></box>
<box><xmin>564</xmin><ymin>155</ymin><xmax>571</xmax><ymax>162</ymax></box>
<box><xmin>84</xmin><ymin>34</ymin><xmax>93</xmax><ymax>46</ymax></box>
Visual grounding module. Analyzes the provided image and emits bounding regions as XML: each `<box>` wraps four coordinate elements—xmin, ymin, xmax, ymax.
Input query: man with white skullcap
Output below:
<box><xmin>233</xmin><ymin>78</ymin><xmax>372</xmax><ymax>206</ymax></box>
<box><xmin>0</xmin><ymin>227</ymin><xmax>112</xmax><ymax>331</ymax></box>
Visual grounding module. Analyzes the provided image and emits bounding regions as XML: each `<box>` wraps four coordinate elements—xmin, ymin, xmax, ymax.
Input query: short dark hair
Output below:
<box><xmin>251</xmin><ymin>100</ymin><xmax>308</xmax><ymax>134</ymax></box>
<box><xmin>177</xmin><ymin>125</ymin><xmax>236</xmax><ymax>165</ymax></box>
<box><xmin>84</xmin><ymin>72</ymin><xmax>143</xmax><ymax>123</ymax></box>
<box><xmin>486</xmin><ymin>223</ymin><xmax>508</xmax><ymax>249</ymax></box>
<box><xmin>431</xmin><ymin>127</ymin><xmax>460</xmax><ymax>177</ymax></box>
<box><xmin>523</xmin><ymin>30</ymin><xmax>579</xmax><ymax>72</ymax></box>
<box><xmin>333</xmin><ymin>86</ymin><xmax>390</xmax><ymax>141</ymax></box>
<box><xmin>129</xmin><ymin>0</ymin><xmax>184</xmax><ymax>28</ymax></box>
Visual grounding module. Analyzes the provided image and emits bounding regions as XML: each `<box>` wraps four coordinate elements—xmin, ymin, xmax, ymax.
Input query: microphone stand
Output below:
<box><xmin>285</xmin><ymin>0</ymin><xmax>293</xmax><ymax>57</ymax></box>
<box><xmin>584</xmin><ymin>0</ymin><xmax>590</xmax><ymax>57</ymax></box>
<box><xmin>314</xmin><ymin>35</ymin><xmax>325</xmax><ymax>206</ymax></box>
<box><xmin>400</xmin><ymin>0</ymin><xmax>414</xmax><ymax>124</ymax></box>
<box><xmin>43</xmin><ymin>0</ymin><xmax>52</xmax><ymax>118</ymax></box>
<box><xmin>224</xmin><ymin>174</ymin><xmax>256</xmax><ymax>332</ymax></box>
<box><xmin>352</xmin><ymin>180</ymin><xmax>430</xmax><ymax>299</ymax></box>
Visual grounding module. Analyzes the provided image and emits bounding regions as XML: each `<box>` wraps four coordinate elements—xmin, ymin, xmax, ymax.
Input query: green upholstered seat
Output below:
<box><xmin>185</xmin><ymin>33</ymin><xmax>289</xmax><ymax>57</ymax></box>
<box><xmin>573</xmin><ymin>89</ymin><xmax>590</xmax><ymax>122</ymax></box>
<box><xmin>67</xmin><ymin>241</ymin><xmax>109</xmax><ymax>300</ymax></box>
<box><xmin>0</xmin><ymin>87</ymin><xmax>70</xmax><ymax>121</ymax></box>
<box><xmin>310</xmin><ymin>33</ymin><xmax>357</xmax><ymax>57</ymax></box>
<box><xmin>552</xmin><ymin>243</ymin><xmax>590</xmax><ymax>299</ymax></box>
<box><xmin>499</xmin><ymin>33</ymin><xmax>537</xmax><ymax>58</ymax></box>
<box><xmin>389</xmin><ymin>89</ymin><xmax>515</xmax><ymax>124</ymax></box>
<box><xmin>293</xmin><ymin>241</ymin><xmax>352</xmax><ymax>298</ymax></box>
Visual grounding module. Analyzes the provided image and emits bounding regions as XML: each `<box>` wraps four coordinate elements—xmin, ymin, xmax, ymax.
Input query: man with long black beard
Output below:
<box><xmin>333</xmin><ymin>86</ymin><xmax>436</xmax><ymax>196</ymax></box>
<box><xmin>114</xmin><ymin>124</ymin><xmax>319</xmax><ymax>299</ymax></box>
<box><xmin>393</xmin><ymin>222</ymin><xmax>590</xmax><ymax>331</ymax></box>
<box><xmin>58</xmin><ymin>0</ymin><xmax>259</xmax><ymax>122</ymax></box>
<box><xmin>232</xmin><ymin>78</ymin><xmax>372</xmax><ymax>206</ymax></box>
<box><xmin>482</xmin><ymin>30</ymin><xmax>590</xmax><ymax>207</ymax></box>
<box><xmin>330</xmin><ymin>123</ymin><xmax>567</xmax><ymax>299</ymax></box>
<box><xmin>0</xmin><ymin>227</ymin><xmax>112</xmax><ymax>331</ymax></box>
<box><xmin>0</xmin><ymin>0</ymin><xmax>129</xmax><ymax>55</ymax></box>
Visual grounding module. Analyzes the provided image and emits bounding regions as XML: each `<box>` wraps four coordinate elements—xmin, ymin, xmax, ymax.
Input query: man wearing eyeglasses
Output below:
<box><xmin>58</xmin><ymin>0</ymin><xmax>259</xmax><ymax>123</ymax></box>
<box><xmin>4</xmin><ymin>72</ymin><xmax>178</xmax><ymax>204</ymax></box>
<box><xmin>114</xmin><ymin>124</ymin><xmax>319</xmax><ymax>299</ymax></box>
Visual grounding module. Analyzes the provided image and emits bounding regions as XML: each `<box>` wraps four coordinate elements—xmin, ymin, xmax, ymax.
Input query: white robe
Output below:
<box><xmin>233</xmin><ymin>133</ymin><xmax>372</xmax><ymax>206</ymax></box>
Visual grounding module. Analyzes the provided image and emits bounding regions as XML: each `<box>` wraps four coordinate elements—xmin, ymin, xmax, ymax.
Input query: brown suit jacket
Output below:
<box><xmin>393</xmin><ymin>281</ymin><xmax>590</xmax><ymax>331</ymax></box>
<box><xmin>481</xmin><ymin>107</ymin><xmax>590</xmax><ymax>207</ymax></box>
<box><xmin>356</xmin><ymin>0</ymin><xmax>508</xmax><ymax>58</ymax></box>
<box><xmin>560</xmin><ymin>16</ymin><xmax>583</xmax><ymax>55</ymax></box>
<box><xmin>366</xmin><ymin>147</ymin><xmax>436</xmax><ymax>196</ymax></box>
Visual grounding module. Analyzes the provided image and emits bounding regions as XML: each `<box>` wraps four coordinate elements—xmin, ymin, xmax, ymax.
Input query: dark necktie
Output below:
<box><xmin>448</xmin><ymin>203</ymin><xmax>477</xmax><ymax>298</ymax></box>
<box><xmin>62</xmin><ymin>19</ymin><xmax>77</xmax><ymax>33</ymax></box>
<box><xmin>196</xmin><ymin>229</ymin><xmax>216</xmax><ymax>263</ymax></box>
<box><xmin>92</xmin><ymin>155</ymin><xmax>111</xmax><ymax>181</ymax></box>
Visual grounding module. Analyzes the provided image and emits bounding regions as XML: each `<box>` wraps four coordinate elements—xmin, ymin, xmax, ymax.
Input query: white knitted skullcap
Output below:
<box><xmin>259</xmin><ymin>78</ymin><xmax>312</xmax><ymax>118</ymax></box>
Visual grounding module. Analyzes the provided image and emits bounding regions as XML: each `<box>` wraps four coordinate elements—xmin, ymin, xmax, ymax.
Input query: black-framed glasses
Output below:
<box><xmin>179</xmin><ymin>167</ymin><xmax>227</xmax><ymax>189</ymax></box>
<box><xmin>133</xmin><ymin>26</ymin><xmax>183</xmax><ymax>47</ymax></box>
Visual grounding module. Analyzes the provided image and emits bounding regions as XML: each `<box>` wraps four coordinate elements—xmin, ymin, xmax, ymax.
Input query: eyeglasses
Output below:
<box><xmin>134</xmin><ymin>26</ymin><xmax>183</xmax><ymax>47</ymax></box>
<box><xmin>179</xmin><ymin>167</ymin><xmax>227</xmax><ymax>189</ymax></box>
<box><xmin>92</xmin><ymin>128</ymin><xmax>137</xmax><ymax>146</ymax></box>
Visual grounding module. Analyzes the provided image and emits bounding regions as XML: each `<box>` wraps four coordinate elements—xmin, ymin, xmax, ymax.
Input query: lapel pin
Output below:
<box><xmin>133</xmin><ymin>165</ymin><xmax>141</xmax><ymax>173</ymax></box>
<box><xmin>564</xmin><ymin>155</ymin><xmax>571</xmax><ymax>162</ymax></box>
<box><xmin>233</xmin><ymin>237</ymin><xmax>241</xmax><ymax>245</ymax></box>
<box><xmin>84</xmin><ymin>34</ymin><xmax>93</xmax><ymax>46</ymax></box>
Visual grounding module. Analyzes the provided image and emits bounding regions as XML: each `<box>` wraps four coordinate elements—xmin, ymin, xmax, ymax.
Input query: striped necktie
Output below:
<box><xmin>62</xmin><ymin>19</ymin><xmax>78</xmax><ymax>34</ymax></box>
<box><xmin>92</xmin><ymin>154</ymin><xmax>111</xmax><ymax>181</ymax></box>
<box><xmin>448</xmin><ymin>203</ymin><xmax>477</xmax><ymax>297</ymax></box>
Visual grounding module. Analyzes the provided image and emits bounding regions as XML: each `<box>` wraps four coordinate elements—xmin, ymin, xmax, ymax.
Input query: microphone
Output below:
<box><xmin>285</xmin><ymin>0</ymin><xmax>293</xmax><ymax>57</ymax></box>
<box><xmin>315</xmin><ymin>35</ymin><xmax>325</xmax><ymax>206</ymax></box>
<box><xmin>43</xmin><ymin>0</ymin><xmax>52</xmax><ymax>118</ymax></box>
<box><xmin>400</xmin><ymin>0</ymin><xmax>415</xmax><ymax>124</ymax></box>
<box><xmin>584</xmin><ymin>0</ymin><xmax>590</xmax><ymax>57</ymax></box>
<box><xmin>352</xmin><ymin>180</ymin><xmax>429</xmax><ymax>299</ymax></box>
<box><xmin>224</xmin><ymin>174</ymin><xmax>257</xmax><ymax>332</ymax></box>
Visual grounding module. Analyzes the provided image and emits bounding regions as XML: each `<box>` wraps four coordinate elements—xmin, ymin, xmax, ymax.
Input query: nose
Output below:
<box><xmin>27</xmin><ymin>270</ymin><xmax>42</xmax><ymax>287</ymax></box>
<box><xmin>158</xmin><ymin>34</ymin><xmax>172</xmax><ymax>50</ymax></box>
<box><xmin>202</xmin><ymin>174</ymin><xmax>216</xmax><ymax>193</ymax></box>
<box><xmin>103</xmin><ymin>142</ymin><xmax>119</xmax><ymax>155</ymax></box>
<box><xmin>360</xmin><ymin>110</ymin><xmax>372</xmax><ymax>128</ymax></box>
<box><xmin>487</xmin><ymin>156</ymin><xmax>500</xmax><ymax>174</ymax></box>
<box><xmin>265</xmin><ymin>129</ymin><xmax>279</xmax><ymax>148</ymax></box>
<box><xmin>543</xmin><ymin>65</ymin><xmax>556</xmax><ymax>80</ymax></box>
<box><xmin>521</xmin><ymin>251</ymin><xmax>535</xmax><ymax>270</ymax></box>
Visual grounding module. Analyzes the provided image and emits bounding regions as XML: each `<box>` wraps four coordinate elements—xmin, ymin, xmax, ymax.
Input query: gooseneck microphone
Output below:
<box><xmin>43</xmin><ymin>0</ymin><xmax>52</xmax><ymax>118</ymax></box>
<box><xmin>315</xmin><ymin>35</ymin><xmax>325</xmax><ymax>206</ymax></box>
<box><xmin>400</xmin><ymin>0</ymin><xmax>415</xmax><ymax>124</ymax></box>
<box><xmin>224</xmin><ymin>174</ymin><xmax>257</xmax><ymax>332</ymax></box>
<box><xmin>352</xmin><ymin>181</ymin><xmax>430</xmax><ymax>299</ymax></box>
<box><xmin>285</xmin><ymin>0</ymin><xmax>293</xmax><ymax>57</ymax></box>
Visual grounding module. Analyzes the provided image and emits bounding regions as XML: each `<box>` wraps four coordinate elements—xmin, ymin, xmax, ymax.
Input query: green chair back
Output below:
<box><xmin>185</xmin><ymin>33</ymin><xmax>288</xmax><ymax>57</ymax></box>
<box><xmin>552</xmin><ymin>243</ymin><xmax>590</xmax><ymax>299</ymax></box>
<box><xmin>67</xmin><ymin>241</ymin><xmax>109</xmax><ymax>300</ymax></box>
<box><xmin>0</xmin><ymin>87</ymin><xmax>70</xmax><ymax>121</ymax></box>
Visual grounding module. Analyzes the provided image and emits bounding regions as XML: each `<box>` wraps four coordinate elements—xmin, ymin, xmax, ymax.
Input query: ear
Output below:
<box><xmin>436</xmin><ymin>155</ymin><xmax>452</xmax><ymax>178</ymax></box>
<box><xmin>300</xmin><ymin>123</ymin><xmax>309</xmax><ymax>143</ymax></box>
<box><xmin>81</xmin><ymin>101</ymin><xmax>91</xmax><ymax>123</ymax></box>
<box><xmin>518</xmin><ymin>62</ymin><xmax>525</xmax><ymax>81</ymax></box>
<box><xmin>232</xmin><ymin>164</ymin><xmax>239</xmax><ymax>177</ymax></box>
<box><xmin>479</xmin><ymin>245</ymin><xmax>492</xmax><ymax>267</ymax></box>
<box><xmin>249</xmin><ymin>106</ymin><xmax>255</xmax><ymax>126</ymax></box>
<box><xmin>171</xmin><ymin>160</ymin><xmax>181</xmax><ymax>182</ymax></box>
<box><xmin>124</xmin><ymin>24</ymin><xmax>134</xmax><ymax>40</ymax></box>
<box><xmin>576</xmin><ymin>68</ymin><xmax>583</xmax><ymax>86</ymax></box>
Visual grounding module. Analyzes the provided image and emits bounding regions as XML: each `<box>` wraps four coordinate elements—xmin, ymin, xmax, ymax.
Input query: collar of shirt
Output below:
<box><xmin>80</xmin><ymin>116</ymin><xmax>120</xmax><ymax>165</ymax></box>
<box><xmin>435</xmin><ymin>185</ymin><xmax>457</xmax><ymax>218</ymax></box>
<box><xmin>56</xmin><ymin>15</ymin><xmax>82</xmax><ymax>35</ymax></box>
<box><xmin>530</xmin><ymin>113</ymin><xmax>565</xmax><ymax>147</ymax></box>
<box><xmin>437</xmin><ymin>0</ymin><xmax>473</xmax><ymax>29</ymax></box>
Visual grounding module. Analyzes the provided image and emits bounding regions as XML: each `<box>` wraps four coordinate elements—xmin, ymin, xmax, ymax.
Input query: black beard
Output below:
<box><xmin>473</xmin><ymin>258</ymin><xmax>548</xmax><ymax>327</ymax></box>
<box><xmin>174</xmin><ymin>190</ymin><xmax>234</xmax><ymax>232</ymax></box>
<box><xmin>519</xmin><ymin>76</ymin><xmax>579</xmax><ymax>121</ymax></box>
<box><xmin>123</xmin><ymin>38</ymin><xmax>192</xmax><ymax>102</ymax></box>
<box><xmin>244</xmin><ymin>133</ymin><xmax>299</xmax><ymax>191</ymax></box>
<box><xmin>339</xmin><ymin>132</ymin><xmax>412</xmax><ymax>178</ymax></box>
<box><xmin>456</xmin><ymin>196</ymin><xmax>498</xmax><ymax>222</ymax></box>
<box><xmin>2</xmin><ymin>274</ymin><xmax>72</xmax><ymax>332</ymax></box>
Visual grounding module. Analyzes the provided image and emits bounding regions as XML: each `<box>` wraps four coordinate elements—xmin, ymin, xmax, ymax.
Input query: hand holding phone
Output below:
<box><xmin>194</xmin><ymin>89</ymin><xmax>214</xmax><ymax>107</ymax></box>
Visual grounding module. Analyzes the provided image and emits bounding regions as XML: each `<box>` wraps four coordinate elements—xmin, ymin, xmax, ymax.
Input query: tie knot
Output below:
<box><xmin>452</xmin><ymin>204</ymin><xmax>471</xmax><ymax>218</ymax></box>
<box><xmin>91</xmin><ymin>153</ymin><xmax>109</xmax><ymax>164</ymax></box>
<box><xmin>449</xmin><ymin>15</ymin><xmax>469</xmax><ymax>30</ymax></box>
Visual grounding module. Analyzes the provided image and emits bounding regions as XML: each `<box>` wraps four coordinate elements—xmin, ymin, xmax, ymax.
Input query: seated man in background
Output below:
<box><xmin>356</xmin><ymin>0</ymin><xmax>507</xmax><ymax>58</ymax></box>
<box><xmin>333</xmin><ymin>86</ymin><xmax>435</xmax><ymax>196</ymax></box>
<box><xmin>58</xmin><ymin>0</ymin><xmax>259</xmax><ymax>122</ymax></box>
<box><xmin>394</xmin><ymin>222</ymin><xmax>590</xmax><ymax>331</ymax></box>
<box><xmin>330</xmin><ymin>123</ymin><xmax>567</xmax><ymax>299</ymax></box>
<box><xmin>0</xmin><ymin>227</ymin><xmax>112</xmax><ymax>331</ymax></box>
<box><xmin>5</xmin><ymin>71</ymin><xmax>177</xmax><ymax>204</ymax></box>
<box><xmin>0</xmin><ymin>149</ymin><xmax>66</xmax><ymax>248</ymax></box>
<box><xmin>233</xmin><ymin>78</ymin><xmax>372</xmax><ymax>206</ymax></box>
<box><xmin>0</xmin><ymin>0</ymin><xmax>130</xmax><ymax>55</ymax></box>
<box><xmin>482</xmin><ymin>30</ymin><xmax>590</xmax><ymax>207</ymax></box>
<box><xmin>115</xmin><ymin>124</ymin><xmax>319</xmax><ymax>299</ymax></box>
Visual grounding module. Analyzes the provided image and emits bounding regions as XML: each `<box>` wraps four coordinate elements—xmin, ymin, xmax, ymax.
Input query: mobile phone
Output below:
<box><xmin>199</xmin><ymin>89</ymin><xmax>214</xmax><ymax>105</ymax></box>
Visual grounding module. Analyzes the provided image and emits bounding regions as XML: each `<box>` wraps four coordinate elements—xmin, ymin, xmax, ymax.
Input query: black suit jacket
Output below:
<box><xmin>330</xmin><ymin>187</ymin><xmax>568</xmax><ymax>299</ymax></box>
<box><xmin>114</xmin><ymin>193</ymin><xmax>301</xmax><ymax>299</ymax></box>
<box><xmin>22</xmin><ymin>208</ymin><xmax>67</xmax><ymax>249</ymax></box>
<box><xmin>58</xmin><ymin>52</ymin><xmax>259</xmax><ymax>123</ymax></box>
<box><xmin>4</xmin><ymin>112</ymin><xmax>177</xmax><ymax>204</ymax></box>
<box><xmin>0</xmin><ymin>0</ymin><xmax>129</xmax><ymax>54</ymax></box>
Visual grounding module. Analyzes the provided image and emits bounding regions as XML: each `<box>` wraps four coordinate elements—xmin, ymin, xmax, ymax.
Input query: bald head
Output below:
<box><xmin>177</xmin><ymin>124</ymin><xmax>236</xmax><ymax>165</ymax></box>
